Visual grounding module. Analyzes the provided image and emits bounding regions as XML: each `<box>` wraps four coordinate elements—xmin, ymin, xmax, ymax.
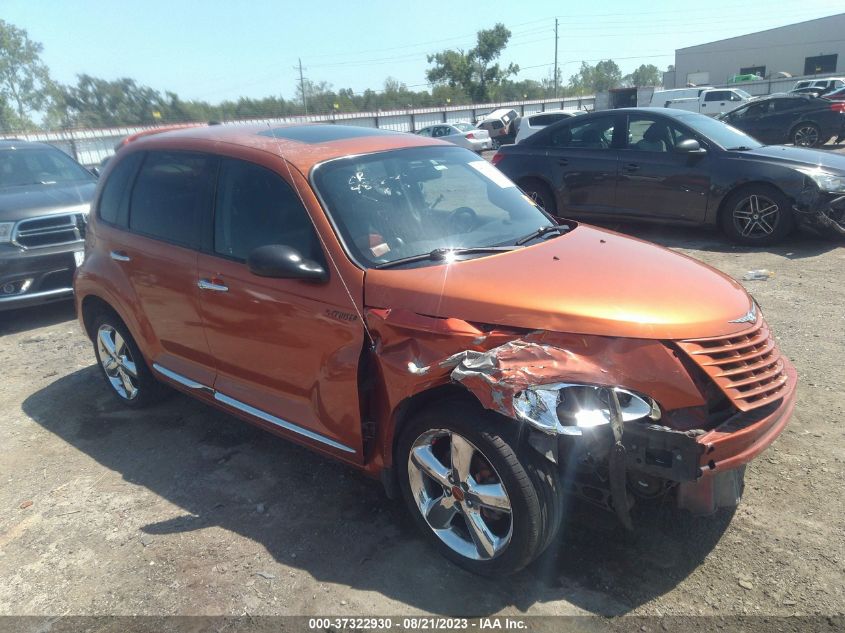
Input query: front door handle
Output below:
<box><xmin>558</xmin><ymin>158</ymin><xmax>569</xmax><ymax>166</ymax></box>
<box><xmin>624</xmin><ymin>163</ymin><xmax>640</xmax><ymax>172</ymax></box>
<box><xmin>198</xmin><ymin>279</ymin><xmax>229</xmax><ymax>292</ymax></box>
<box><xmin>110</xmin><ymin>250</ymin><xmax>131</xmax><ymax>262</ymax></box>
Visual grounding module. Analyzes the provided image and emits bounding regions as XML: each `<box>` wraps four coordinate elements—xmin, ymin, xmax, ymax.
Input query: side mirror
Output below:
<box><xmin>247</xmin><ymin>244</ymin><xmax>328</xmax><ymax>282</ymax></box>
<box><xmin>90</xmin><ymin>167</ymin><xmax>101</xmax><ymax>178</ymax></box>
<box><xmin>675</xmin><ymin>139</ymin><xmax>707</xmax><ymax>155</ymax></box>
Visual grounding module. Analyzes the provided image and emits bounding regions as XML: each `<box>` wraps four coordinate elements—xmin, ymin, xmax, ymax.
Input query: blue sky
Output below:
<box><xmin>4</xmin><ymin>0</ymin><xmax>843</xmax><ymax>102</ymax></box>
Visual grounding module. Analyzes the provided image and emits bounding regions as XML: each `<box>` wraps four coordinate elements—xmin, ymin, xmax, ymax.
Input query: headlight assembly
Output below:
<box><xmin>0</xmin><ymin>222</ymin><xmax>14</xmax><ymax>243</ymax></box>
<box><xmin>796</xmin><ymin>167</ymin><xmax>845</xmax><ymax>194</ymax></box>
<box><xmin>513</xmin><ymin>383</ymin><xmax>661</xmax><ymax>436</ymax></box>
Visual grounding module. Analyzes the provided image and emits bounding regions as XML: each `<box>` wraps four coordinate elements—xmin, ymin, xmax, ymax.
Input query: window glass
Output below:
<box><xmin>312</xmin><ymin>146</ymin><xmax>552</xmax><ymax>268</ymax></box>
<box><xmin>0</xmin><ymin>147</ymin><xmax>93</xmax><ymax>188</ymax></box>
<box><xmin>129</xmin><ymin>151</ymin><xmax>213</xmax><ymax>248</ymax></box>
<box><xmin>98</xmin><ymin>151</ymin><xmax>143</xmax><ymax>225</ymax></box>
<box><xmin>704</xmin><ymin>91</ymin><xmax>727</xmax><ymax>102</ymax></box>
<box><xmin>625</xmin><ymin>116</ymin><xmax>689</xmax><ymax>152</ymax></box>
<box><xmin>214</xmin><ymin>158</ymin><xmax>322</xmax><ymax>263</ymax></box>
<box><xmin>548</xmin><ymin>116</ymin><xmax>614</xmax><ymax>149</ymax></box>
<box><xmin>772</xmin><ymin>99</ymin><xmax>802</xmax><ymax>112</ymax></box>
<box><xmin>417</xmin><ymin>128</ymin><xmax>432</xmax><ymax>137</ymax></box>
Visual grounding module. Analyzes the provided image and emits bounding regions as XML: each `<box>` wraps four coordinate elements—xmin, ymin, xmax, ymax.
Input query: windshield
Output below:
<box><xmin>313</xmin><ymin>146</ymin><xmax>554</xmax><ymax>268</ymax></box>
<box><xmin>734</xmin><ymin>89</ymin><xmax>752</xmax><ymax>99</ymax></box>
<box><xmin>0</xmin><ymin>147</ymin><xmax>94</xmax><ymax>188</ymax></box>
<box><xmin>676</xmin><ymin>113</ymin><xmax>763</xmax><ymax>149</ymax></box>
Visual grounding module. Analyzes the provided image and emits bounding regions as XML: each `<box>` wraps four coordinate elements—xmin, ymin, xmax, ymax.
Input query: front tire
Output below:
<box><xmin>92</xmin><ymin>313</ymin><xmax>166</xmax><ymax>408</ymax></box>
<box><xmin>720</xmin><ymin>185</ymin><xmax>793</xmax><ymax>245</ymax></box>
<box><xmin>397</xmin><ymin>399</ymin><xmax>562</xmax><ymax>576</ymax></box>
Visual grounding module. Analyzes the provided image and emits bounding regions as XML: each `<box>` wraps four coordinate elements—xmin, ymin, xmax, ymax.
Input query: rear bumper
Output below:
<box><xmin>0</xmin><ymin>244</ymin><xmax>82</xmax><ymax>311</ymax></box>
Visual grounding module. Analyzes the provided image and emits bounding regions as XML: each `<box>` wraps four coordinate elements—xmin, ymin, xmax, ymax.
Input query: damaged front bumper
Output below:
<box><xmin>446</xmin><ymin>336</ymin><xmax>798</xmax><ymax>524</ymax></box>
<box><xmin>794</xmin><ymin>187</ymin><xmax>845</xmax><ymax>237</ymax></box>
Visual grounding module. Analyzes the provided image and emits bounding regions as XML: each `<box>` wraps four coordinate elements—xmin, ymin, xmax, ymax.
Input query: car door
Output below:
<box><xmin>613</xmin><ymin>114</ymin><xmax>710</xmax><ymax>223</ymax></box>
<box><xmin>540</xmin><ymin>113</ymin><xmax>620</xmax><ymax>215</ymax></box>
<box><xmin>701</xmin><ymin>90</ymin><xmax>734</xmax><ymax>116</ymax></box>
<box><xmin>196</xmin><ymin>156</ymin><xmax>366</xmax><ymax>460</ymax></box>
<box><xmin>724</xmin><ymin>101</ymin><xmax>772</xmax><ymax>142</ymax></box>
<box><xmin>116</xmin><ymin>149</ymin><xmax>217</xmax><ymax>387</ymax></box>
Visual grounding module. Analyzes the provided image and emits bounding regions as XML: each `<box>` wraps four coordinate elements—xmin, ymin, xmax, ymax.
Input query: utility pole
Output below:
<box><xmin>553</xmin><ymin>18</ymin><xmax>559</xmax><ymax>98</ymax></box>
<box><xmin>298</xmin><ymin>58</ymin><xmax>308</xmax><ymax>115</ymax></box>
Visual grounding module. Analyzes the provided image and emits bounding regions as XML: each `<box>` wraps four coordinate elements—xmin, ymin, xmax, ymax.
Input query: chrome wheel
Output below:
<box><xmin>733</xmin><ymin>194</ymin><xmax>780</xmax><ymax>239</ymax></box>
<box><xmin>97</xmin><ymin>324</ymin><xmax>139</xmax><ymax>400</ymax></box>
<box><xmin>407</xmin><ymin>429</ymin><xmax>513</xmax><ymax>561</ymax></box>
<box><xmin>793</xmin><ymin>125</ymin><xmax>819</xmax><ymax>147</ymax></box>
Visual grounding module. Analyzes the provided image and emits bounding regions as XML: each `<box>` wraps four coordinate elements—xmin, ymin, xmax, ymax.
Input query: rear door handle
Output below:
<box><xmin>198</xmin><ymin>279</ymin><xmax>229</xmax><ymax>292</ymax></box>
<box><xmin>558</xmin><ymin>158</ymin><xmax>569</xmax><ymax>166</ymax></box>
<box><xmin>624</xmin><ymin>163</ymin><xmax>640</xmax><ymax>172</ymax></box>
<box><xmin>110</xmin><ymin>250</ymin><xmax>131</xmax><ymax>262</ymax></box>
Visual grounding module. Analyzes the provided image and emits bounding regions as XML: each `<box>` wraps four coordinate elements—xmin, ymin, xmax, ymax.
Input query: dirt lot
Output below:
<box><xmin>1</xmin><ymin>210</ymin><xmax>843</xmax><ymax>621</ymax></box>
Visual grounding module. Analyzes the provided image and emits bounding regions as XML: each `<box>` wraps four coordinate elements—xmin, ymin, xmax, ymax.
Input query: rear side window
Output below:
<box><xmin>547</xmin><ymin>116</ymin><xmax>615</xmax><ymax>149</ymax></box>
<box><xmin>213</xmin><ymin>158</ymin><xmax>323</xmax><ymax>263</ymax></box>
<box><xmin>704</xmin><ymin>91</ymin><xmax>728</xmax><ymax>101</ymax></box>
<box><xmin>97</xmin><ymin>152</ymin><xmax>143</xmax><ymax>226</ymax></box>
<box><xmin>129</xmin><ymin>151</ymin><xmax>214</xmax><ymax>248</ymax></box>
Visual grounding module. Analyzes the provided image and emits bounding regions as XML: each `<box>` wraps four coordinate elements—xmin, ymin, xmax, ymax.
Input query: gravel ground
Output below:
<box><xmin>0</xmin><ymin>161</ymin><xmax>843</xmax><ymax>625</ymax></box>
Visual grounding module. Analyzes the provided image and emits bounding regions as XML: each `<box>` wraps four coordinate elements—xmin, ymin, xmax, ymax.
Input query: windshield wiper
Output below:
<box><xmin>374</xmin><ymin>246</ymin><xmax>518</xmax><ymax>270</ymax></box>
<box><xmin>514</xmin><ymin>224</ymin><xmax>570</xmax><ymax>246</ymax></box>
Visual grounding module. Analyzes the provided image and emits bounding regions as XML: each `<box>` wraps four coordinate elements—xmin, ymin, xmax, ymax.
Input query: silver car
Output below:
<box><xmin>416</xmin><ymin>123</ymin><xmax>492</xmax><ymax>152</ymax></box>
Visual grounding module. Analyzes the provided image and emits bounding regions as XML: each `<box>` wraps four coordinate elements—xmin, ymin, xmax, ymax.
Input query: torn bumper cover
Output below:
<box><xmin>794</xmin><ymin>185</ymin><xmax>845</xmax><ymax>237</ymax></box>
<box><xmin>446</xmin><ymin>336</ymin><xmax>797</xmax><ymax>518</ymax></box>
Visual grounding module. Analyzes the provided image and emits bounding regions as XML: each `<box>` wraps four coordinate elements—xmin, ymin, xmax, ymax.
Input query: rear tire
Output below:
<box><xmin>791</xmin><ymin>122</ymin><xmax>821</xmax><ymax>147</ymax></box>
<box><xmin>397</xmin><ymin>398</ymin><xmax>563</xmax><ymax>576</ymax></box>
<box><xmin>519</xmin><ymin>178</ymin><xmax>558</xmax><ymax>217</ymax></box>
<box><xmin>720</xmin><ymin>184</ymin><xmax>793</xmax><ymax>246</ymax></box>
<box><xmin>92</xmin><ymin>313</ymin><xmax>167</xmax><ymax>408</ymax></box>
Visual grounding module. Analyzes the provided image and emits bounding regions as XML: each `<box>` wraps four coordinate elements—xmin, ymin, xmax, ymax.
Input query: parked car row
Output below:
<box><xmin>493</xmin><ymin>107</ymin><xmax>845</xmax><ymax>244</ymax></box>
<box><xmin>789</xmin><ymin>77</ymin><xmax>845</xmax><ymax>98</ymax></box>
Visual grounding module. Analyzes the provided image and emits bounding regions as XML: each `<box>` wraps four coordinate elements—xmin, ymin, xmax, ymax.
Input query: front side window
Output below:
<box><xmin>625</xmin><ymin>116</ymin><xmax>692</xmax><ymax>152</ymax></box>
<box><xmin>214</xmin><ymin>158</ymin><xmax>322</xmax><ymax>263</ymax></box>
<box><xmin>128</xmin><ymin>151</ymin><xmax>214</xmax><ymax>248</ymax></box>
<box><xmin>547</xmin><ymin>116</ymin><xmax>615</xmax><ymax>149</ymax></box>
<box><xmin>312</xmin><ymin>146</ymin><xmax>554</xmax><ymax>268</ymax></box>
<box><xmin>0</xmin><ymin>147</ymin><xmax>93</xmax><ymax>189</ymax></box>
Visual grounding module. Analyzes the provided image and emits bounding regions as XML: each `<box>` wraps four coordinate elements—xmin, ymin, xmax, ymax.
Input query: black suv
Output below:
<box><xmin>0</xmin><ymin>140</ymin><xmax>96</xmax><ymax>310</ymax></box>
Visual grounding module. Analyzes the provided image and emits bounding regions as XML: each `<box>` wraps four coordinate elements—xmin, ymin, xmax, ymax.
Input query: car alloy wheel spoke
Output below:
<box><xmin>450</xmin><ymin>432</ymin><xmax>475</xmax><ymax>482</ymax></box>
<box><xmin>467</xmin><ymin>480</ymin><xmax>511</xmax><ymax>512</ymax></box>
<box><xmin>411</xmin><ymin>445</ymin><xmax>451</xmax><ymax>489</ymax></box>
<box><xmin>117</xmin><ymin>368</ymin><xmax>137</xmax><ymax>398</ymax></box>
<box><xmin>749</xmin><ymin>195</ymin><xmax>760</xmax><ymax>214</ymax></box>
<box><xmin>98</xmin><ymin>329</ymin><xmax>117</xmax><ymax>361</ymax></box>
<box><xmin>120</xmin><ymin>358</ymin><xmax>138</xmax><ymax>378</ymax></box>
<box><xmin>462</xmin><ymin>506</ymin><xmax>499</xmax><ymax>558</ymax></box>
<box><xmin>424</xmin><ymin>495</ymin><xmax>458</xmax><ymax>529</ymax></box>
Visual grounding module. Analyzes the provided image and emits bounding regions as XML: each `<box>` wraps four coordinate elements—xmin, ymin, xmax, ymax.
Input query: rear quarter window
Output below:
<box><xmin>128</xmin><ymin>151</ymin><xmax>215</xmax><ymax>249</ymax></box>
<box><xmin>97</xmin><ymin>152</ymin><xmax>143</xmax><ymax>226</ymax></box>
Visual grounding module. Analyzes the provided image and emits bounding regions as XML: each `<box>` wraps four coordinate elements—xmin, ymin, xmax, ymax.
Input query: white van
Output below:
<box><xmin>650</xmin><ymin>88</ymin><xmax>751</xmax><ymax>116</ymax></box>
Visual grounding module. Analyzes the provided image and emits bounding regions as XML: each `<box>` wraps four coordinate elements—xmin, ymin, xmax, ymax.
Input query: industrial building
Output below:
<box><xmin>665</xmin><ymin>13</ymin><xmax>845</xmax><ymax>88</ymax></box>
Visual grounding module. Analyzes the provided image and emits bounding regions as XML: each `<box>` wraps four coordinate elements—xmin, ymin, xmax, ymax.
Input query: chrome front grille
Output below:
<box><xmin>12</xmin><ymin>212</ymin><xmax>87</xmax><ymax>249</ymax></box>
<box><xmin>677</xmin><ymin>317</ymin><xmax>789</xmax><ymax>412</ymax></box>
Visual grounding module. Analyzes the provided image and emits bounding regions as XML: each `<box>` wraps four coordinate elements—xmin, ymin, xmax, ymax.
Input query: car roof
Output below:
<box><xmin>0</xmin><ymin>139</ymin><xmax>56</xmax><ymax>150</ymax></box>
<box><xmin>124</xmin><ymin>123</ymin><xmax>445</xmax><ymax>173</ymax></box>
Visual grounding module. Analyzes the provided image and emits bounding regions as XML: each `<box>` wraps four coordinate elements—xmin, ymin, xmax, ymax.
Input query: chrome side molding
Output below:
<box><xmin>151</xmin><ymin>363</ymin><xmax>355</xmax><ymax>454</ymax></box>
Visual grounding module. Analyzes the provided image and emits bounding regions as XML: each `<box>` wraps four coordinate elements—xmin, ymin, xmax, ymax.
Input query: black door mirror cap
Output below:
<box><xmin>675</xmin><ymin>139</ymin><xmax>707</xmax><ymax>154</ymax></box>
<box><xmin>247</xmin><ymin>244</ymin><xmax>328</xmax><ymax>282</ymax></box>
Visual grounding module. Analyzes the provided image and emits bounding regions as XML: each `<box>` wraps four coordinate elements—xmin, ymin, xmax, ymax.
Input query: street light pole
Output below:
<box><xmin>554</xmin><ymin>18</ymin><xmax>559</xmax><ymax>98</ymax></box>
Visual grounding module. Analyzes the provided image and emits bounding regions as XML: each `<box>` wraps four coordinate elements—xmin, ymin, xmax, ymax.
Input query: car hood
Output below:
<box><xmin>740</xmin><ymin>145</ymin><xmax>845</xmax><ymax>172</ymax></box>
<box><xmin>364</xmin><ymin>225</ymin><xmax>754</xmax><ymax>340</ymax></box>
<box><xmin>0</xmin><ymin>181</ymin><xmax>96</xmax><ymax>222</ymax></box>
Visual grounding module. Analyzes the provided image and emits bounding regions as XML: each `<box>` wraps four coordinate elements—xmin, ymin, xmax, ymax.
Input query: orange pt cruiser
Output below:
<box><xmin>75</xmin><ymin>124</ymin><xmax>797</xmax><ymax>575</ymax></box>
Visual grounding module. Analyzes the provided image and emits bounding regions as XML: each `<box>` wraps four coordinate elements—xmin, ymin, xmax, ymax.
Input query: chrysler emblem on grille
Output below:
<box><xmin>729</xmin><ymin>303</ymin><xmax>757</xmax><ymax>324</ymax></box>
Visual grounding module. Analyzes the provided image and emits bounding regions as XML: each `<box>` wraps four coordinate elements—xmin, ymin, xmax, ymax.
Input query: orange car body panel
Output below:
<box><xmin>75</xmin><ymin>124</ymin><xmax>796</xmax><ymax>494</ymax></box>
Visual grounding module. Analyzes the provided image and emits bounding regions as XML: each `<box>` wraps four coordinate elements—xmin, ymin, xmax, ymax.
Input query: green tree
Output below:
<box><xmin>426</xmin><ymin>24</ymin><xmax>518</xmax><ymax>102</ymax></box>
<box><xmin>624</xmin><ymin>64</ymin><xmax>662</xmax><ymax>87</ymax></box>
<box><xmin>568</xmin><ymin>60</ymin><xmax>622</xmax><ymax>94</ymax></box>
<box><xmin>0</xmin><ymin>20</ymin><xmax>54</xmax><ymax>131</ymax></box>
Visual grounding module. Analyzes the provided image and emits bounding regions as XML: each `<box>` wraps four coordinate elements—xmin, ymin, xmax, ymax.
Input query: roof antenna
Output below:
<box><xmin>263</xmin><ymin>122</ymin><xmax>375</xmax><ymax>346</ymax></box>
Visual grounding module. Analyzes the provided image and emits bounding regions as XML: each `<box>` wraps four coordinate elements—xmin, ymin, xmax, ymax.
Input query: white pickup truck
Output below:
<box><xmin>650</xmin><ymin>87</ymin><xmax>752</xmax><ymax>116</ymax></box>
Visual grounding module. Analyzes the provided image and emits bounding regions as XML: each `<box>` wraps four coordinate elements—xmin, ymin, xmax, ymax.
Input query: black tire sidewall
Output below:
<box><xmin>721</xmin><ymin>185</ymin><xmax>794</xmax><ymax>245</ymax></box>
<box><xmin>92</xmin><ymin>313</ymin><xmax>162</xmax><ymax>408</ymax></box>
<box><xmin>520</xmin><ymin>178</ymin><xmax>558</xmax><ymax>217</ymax></box>
<box><xmin>396</xmin><ymin>399</ymin><xmax>546</xmax><ymax>576</ymax></box>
